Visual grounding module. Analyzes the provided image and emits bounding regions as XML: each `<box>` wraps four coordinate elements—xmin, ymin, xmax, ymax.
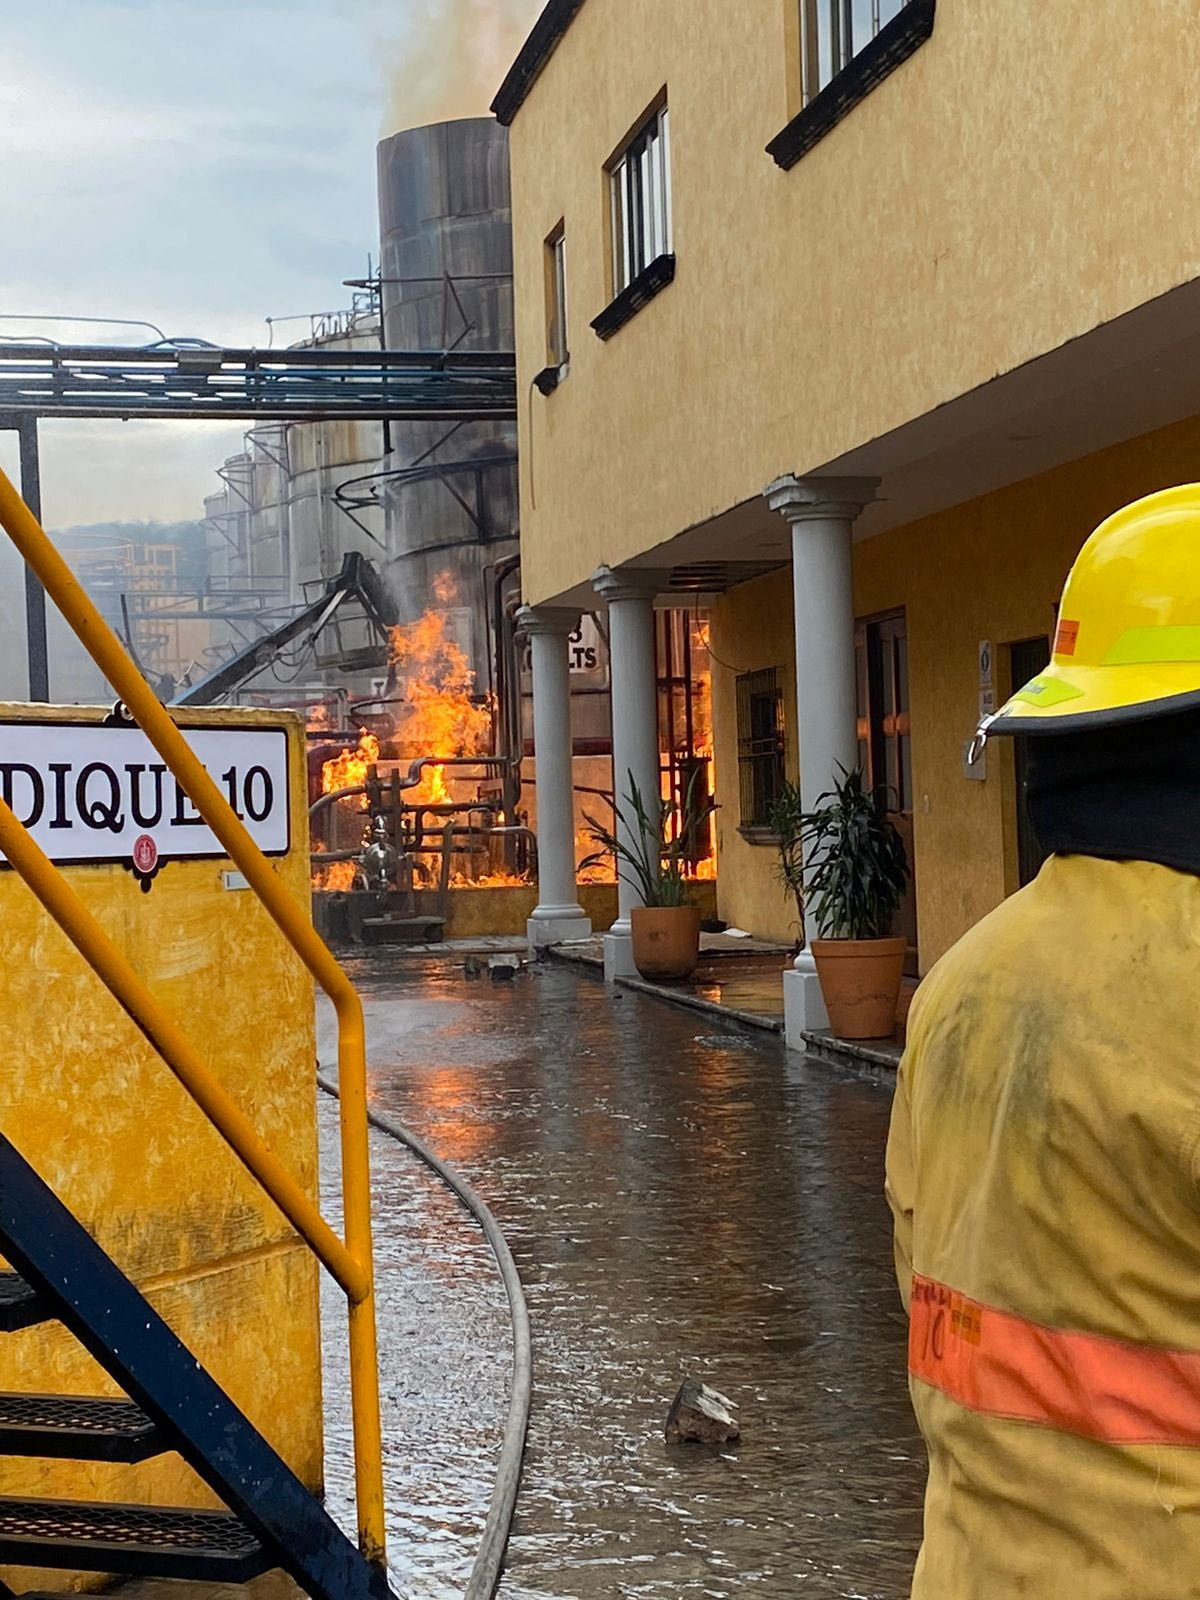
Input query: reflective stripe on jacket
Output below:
<box><xmin>886</xmin><ymin>855</ymin><xmax>1200</xmax><ymax>1599</ymax></box>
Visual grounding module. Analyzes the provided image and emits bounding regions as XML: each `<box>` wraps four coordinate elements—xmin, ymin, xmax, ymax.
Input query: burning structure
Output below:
<box><xmin>188</xmin><ymin>113</ymin><xmax>716</xmax><ymax>943</ymax></box>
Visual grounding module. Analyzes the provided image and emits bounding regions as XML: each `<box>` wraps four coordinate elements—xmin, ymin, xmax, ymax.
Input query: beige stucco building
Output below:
<box><xmin>496</xmin><ymin>0</ymin><xmax>1200</xmax><ymax>1038</ymax></box>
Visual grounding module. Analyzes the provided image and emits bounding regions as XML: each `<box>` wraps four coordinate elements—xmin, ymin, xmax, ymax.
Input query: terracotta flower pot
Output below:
<box><xmin>811</xmin><ymin>936</ymin><xmax>906</xmax><ymax>1040</ymax></box>
<box><xmin>631</xmin><ymin>904</ymin><xmax>702</xmax><ymax>981</ymax></box>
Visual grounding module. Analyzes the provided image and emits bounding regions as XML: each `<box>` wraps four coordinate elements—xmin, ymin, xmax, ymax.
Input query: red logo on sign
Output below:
<box><xmin>132</xmin><ymin>834</ymin><xmax>159</xmax><ymax>875</ymax></box>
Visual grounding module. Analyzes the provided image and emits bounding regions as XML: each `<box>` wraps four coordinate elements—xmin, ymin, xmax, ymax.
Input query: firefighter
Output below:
<box><xmin>887</xmin><ymin>483</ymin><xmax>1200</xmax><ymax>1599</ymax></box>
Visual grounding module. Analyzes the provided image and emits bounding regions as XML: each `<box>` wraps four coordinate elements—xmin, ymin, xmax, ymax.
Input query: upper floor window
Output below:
<box><xmin>801</xmin><ymin>0</ymin><xmax>908</xmax><ymax>101</ymax></box>
<box><xmin>609</xmin><ymin>104</ymin><xmax>672</xmax><ymax>296</ymax></box>
<box><xmin>546</xmin><ymin>223</ymin><xmax>568</xmax><ymax>372</ymax></box>
<box><xmin>768</xmin><ymin>0</ymin><xmax>935</xmax><ymax>170</ymax></box>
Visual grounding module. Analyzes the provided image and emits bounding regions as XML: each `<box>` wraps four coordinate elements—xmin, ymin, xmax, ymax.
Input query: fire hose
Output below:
<box><xmin>315</xmin><ymin>1070</ymin><xmax>532</xmax><ymax>1600</ymax></box>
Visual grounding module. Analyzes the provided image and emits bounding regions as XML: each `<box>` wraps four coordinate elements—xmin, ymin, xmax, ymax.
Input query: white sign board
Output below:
<box><xmin>0</xmin><ymin>721</ymin><xmax>290</xmax><ymax>880</ymax></box>
<box><xmin>568</xmin><ymin>616</ymin><xmax>604</xmax><ymax>676</ymax></box>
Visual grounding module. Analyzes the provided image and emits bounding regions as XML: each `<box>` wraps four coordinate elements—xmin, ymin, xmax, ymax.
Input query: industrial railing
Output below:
<box><xmin>0</xmin><ymin>469</ymin><xmax>387</xmax><ymax>1569</ymax></box>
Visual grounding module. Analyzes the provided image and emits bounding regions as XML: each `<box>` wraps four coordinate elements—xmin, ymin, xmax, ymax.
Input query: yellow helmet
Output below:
<box><xmin>986</xmin><ymin>484</ymin><xmax>1200</xmax><ymax>737</ymax></box>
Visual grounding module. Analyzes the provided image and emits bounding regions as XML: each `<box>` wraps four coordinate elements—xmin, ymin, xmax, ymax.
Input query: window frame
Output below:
<box><xmin>735</xmin><ymin>666</ymin><xmax>787</xmax><ymax>836</ymax></box>
<box><xmin>591</xmin><ymin>97</ymin><xmax>676</xmax><ymax>342</ymax></box>
<box><xmin>609</xmin><ymin>103</ymin><xmax>672</xmax><ymax>298</ymax></box>
<box><xmin>767</xmin><ymin>0</ymin><xmax>936</xmax><ymax>171</ymax></box>
<box><xmin>547</xmin><ymin>222</ymin><xmax>569</xmax><ymax>374</ymax></box>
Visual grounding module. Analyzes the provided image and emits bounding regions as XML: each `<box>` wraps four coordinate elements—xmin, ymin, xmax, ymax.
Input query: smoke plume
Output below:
<box><xmin>383</xmin><ymin>0</ymin><xmax>544</xmax><ymax>133</ymax></box>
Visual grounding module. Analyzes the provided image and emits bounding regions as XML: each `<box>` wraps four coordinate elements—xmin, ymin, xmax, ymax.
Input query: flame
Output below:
<box><xmin>314</xmin><ymin>860</ymin><xmax>358</xmax><ymax>892</ymax></box>
<box><xmin>321</xmin><ymin>729</ymin><xmax>381</xmax><ymax>810</ymax></box>
<box><xmin>576</xmin><ymin>839</ymin><xmax>617</xmax><ymax>885</ymax></box>
<box><xmin>389</xmin><ymin>604</ymin><xmax>492</xmax><ymax>806</ymax></box>
<box><xmin>451</xmin><ymin>867</ymin><xmax>530</xmax><ymax>889</ymax></box>
<box><xmin>307</xmin><ymin>701</ymin><xmax>334</xmax><ymax>732</ymax></box>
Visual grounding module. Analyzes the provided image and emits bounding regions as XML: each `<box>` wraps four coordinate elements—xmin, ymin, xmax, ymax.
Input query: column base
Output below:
<box><xmin>526</xmin><ymin>906</ymin><xmax>592</xmax><ymax>949</ymax></box>
<box><xmin>603</xmin><ymin>930</ymin><xmax>639</xmax><ymax>982</ymax></box>
<box><xmin>783</xmin><ymin>954</ymin><xmax>829</xmax><ymax>1048</ymax></box>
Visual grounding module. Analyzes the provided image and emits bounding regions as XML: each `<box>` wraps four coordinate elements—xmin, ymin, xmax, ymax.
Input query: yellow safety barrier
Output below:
<box><xmin>0</xmin><ymin>468</ymin><xmax>386</xmax><ymax>1569</ymax></box>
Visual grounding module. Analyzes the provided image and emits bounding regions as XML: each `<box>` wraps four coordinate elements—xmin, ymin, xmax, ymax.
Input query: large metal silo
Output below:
<box><xmin>376</xmin><ymin>119</ymin><xmax>519</xmax><ymax>703</ymax></box>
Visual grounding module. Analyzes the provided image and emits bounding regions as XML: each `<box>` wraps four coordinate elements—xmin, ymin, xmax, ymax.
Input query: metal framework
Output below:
<box><xmin>0</xmin><ymin>342</ymin><xmax>516</xmax><ymax>422</ymax></box>
<box><xmin>0</xmin><ymin>466</ymin><xmax>388</xmax><ymax>1571</ymax></box>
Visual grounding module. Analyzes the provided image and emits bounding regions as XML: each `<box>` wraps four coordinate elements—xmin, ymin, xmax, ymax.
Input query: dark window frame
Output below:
<box><xmin>735</xmin><ymin>666</ymin><xmax>787</xmax><ymax>836</ymax></box>
<box><xmin>767</xmin><ymin>0</ymin><xmax>936</xmax><ymax>171</ymax></box>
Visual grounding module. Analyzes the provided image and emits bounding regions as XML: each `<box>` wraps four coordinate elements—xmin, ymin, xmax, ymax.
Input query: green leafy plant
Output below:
<box><xmin>769</xmin><ymin>766</ymin><xmax>908</xmax><ymax>941</ymax></box>
<box><xmin>584</xmin><ymin>769</ymin><xmax>717</xmax><ymax>908</ymax></box>
<box><xmin>765</xmin><ymin>778</ymin><xmax>807</xmax><ymax>935</ymax></box>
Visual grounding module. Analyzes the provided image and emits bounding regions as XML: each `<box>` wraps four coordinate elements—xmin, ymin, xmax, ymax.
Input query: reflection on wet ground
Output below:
<box><xmin>317</xmin><ymin>954</ymin><xmax>924</xmax><ymax>1600</ymax></box>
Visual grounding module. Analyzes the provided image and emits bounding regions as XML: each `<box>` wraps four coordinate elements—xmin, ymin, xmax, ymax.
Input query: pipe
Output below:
<box><xmin>310</xmin><ymin>784</ymin><xmax>368</xmax><ymax>823</ymax></box>
<box><xmin>315</xmin><ymin>1073</ymin><xmax>531</xmax><ymax>1600</ymax></box>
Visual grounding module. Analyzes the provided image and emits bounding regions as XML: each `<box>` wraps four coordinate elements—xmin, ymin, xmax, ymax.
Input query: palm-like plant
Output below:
<box><xmin>769</xmin><ymin>766</ymin><xmax>908</xmax><ymax>941</ymax></box>
<box><xmin>584</xmin><ymin>769</ymin><xmax>717</xmax><ymax>908</ymax></box>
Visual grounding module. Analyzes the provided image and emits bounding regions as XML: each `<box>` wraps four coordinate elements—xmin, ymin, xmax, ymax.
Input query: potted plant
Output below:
<box><xmin>768</xmin><ymin>768</ymin><xmax>909</xmax><ymax>1040</ymax></box>
<box><xmin>585</xmin><ymin>771</ymin><xmax>717</xmax><ymax>981</ymax></box>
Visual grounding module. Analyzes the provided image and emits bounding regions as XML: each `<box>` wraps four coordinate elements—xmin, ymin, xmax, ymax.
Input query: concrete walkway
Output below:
<box><xmin>316</xmin><ymin>952</ymin><xmax>925</xmax><ymax>1600</ymax></box>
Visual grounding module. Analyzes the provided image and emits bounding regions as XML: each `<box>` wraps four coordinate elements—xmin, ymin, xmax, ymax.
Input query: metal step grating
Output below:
<box><xmin>0</xmin><ymin>1497</ymin><xmax>271</xmax><ymax>1581</ymax></box>
<box><xmin>0</xmin><ymin>1270</ymin><xmax>48</xmax><ymax>1332</ymax></box>
<box><xmin>0</xmin><ymin>1392</ymin><xmax>164</xmax><ymax>1462</ymax></box>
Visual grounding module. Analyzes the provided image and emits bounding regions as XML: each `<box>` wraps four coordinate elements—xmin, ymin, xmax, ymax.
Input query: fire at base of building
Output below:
<box><xmin>177</xmin><ymin>116</ymin><xmax>717</xmax><ymax>942</ymax></box>
<box><xmin>308</xmin><ymin>579</ymin><xmax>716</xmax><ymax>946</ymax></box>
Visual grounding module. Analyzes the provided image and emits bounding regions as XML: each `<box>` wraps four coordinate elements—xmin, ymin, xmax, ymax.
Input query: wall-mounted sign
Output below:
<box><xmin>0</xmin><ymin>720</ymin><xmax>289</xmax><ymax>887</ymax></box>
<box><xmin>568</xmin><ymin>616</ymin><xmax>605</xmax><ymax>676</ymax></box>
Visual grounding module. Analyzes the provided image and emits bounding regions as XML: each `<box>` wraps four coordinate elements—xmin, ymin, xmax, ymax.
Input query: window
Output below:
<box><xmin>768</xmin><ymin>0</ymin><xmax>935</xmax><ymax>170</ymax></box>
<box><xmin>800</xmin><ymin>0</ymin><xmax>907</xmax><ymax>103</ymax></box>
<box><xmin>736</xmin><ymin>668</ymin><xmax>786</xmax><ymax>831</ymax></box>
<box><xmin>546</xmin><ymin>224</ymin><xmax>568</xmax><ymax>372</ymax></box>
<box><xmin>610</xmin><ymin>104</ymin><xmax>672</xmax><ymax>296</ymax></box>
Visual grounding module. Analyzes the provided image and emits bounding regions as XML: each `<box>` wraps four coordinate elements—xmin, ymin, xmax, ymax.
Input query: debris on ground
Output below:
<box><xmin>488</xmin><ymin>954</ymin><xmax>522</xmax><ymax>982</ymax></box>
<box><xmin>665</xmin><ymin>1378</ymin><xmax>741</xmax><ymax>1445</ymax></box>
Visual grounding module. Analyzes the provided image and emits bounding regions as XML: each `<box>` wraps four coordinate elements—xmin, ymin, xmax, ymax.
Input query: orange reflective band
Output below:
<box><xmin>910</xmin><ymin>1275</ymin><xmax>1200</xmax><ymax>1446</ymax></box>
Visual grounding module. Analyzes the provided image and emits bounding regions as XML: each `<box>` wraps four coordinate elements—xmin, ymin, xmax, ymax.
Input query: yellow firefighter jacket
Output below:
<box><xmin>887</xmin><ymin>854</ymin><xmax>1200</xmax><ymax>1599</ymax></box>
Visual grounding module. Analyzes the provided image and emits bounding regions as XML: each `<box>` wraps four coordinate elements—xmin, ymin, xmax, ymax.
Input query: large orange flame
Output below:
<box><xmin>313</xmin><ymin>860</ymin><xmax>358</xmax><ymax>892</ymax></box>
<box><xmin>389</xmin><ymin>594</ymin><xmax>492</xmax><ymax>806</ymax></box>
<box><xmin>321</xmin><ymin>729</ymin><xmax>381</xmax><ymax>810</ymax></box>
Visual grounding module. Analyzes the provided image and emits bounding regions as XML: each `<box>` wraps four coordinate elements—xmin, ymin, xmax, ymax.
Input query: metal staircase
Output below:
<box><xmin>0</xmin><ymin>1132</ymin><xmax>392</xmax><ymax>1598</ymax></box>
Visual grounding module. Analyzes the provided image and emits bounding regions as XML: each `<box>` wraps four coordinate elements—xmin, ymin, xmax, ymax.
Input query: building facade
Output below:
<box><xmin>496</xmin><ymin>0</ymin><xmax>1200</xmax><ymax>1030</ymax></box>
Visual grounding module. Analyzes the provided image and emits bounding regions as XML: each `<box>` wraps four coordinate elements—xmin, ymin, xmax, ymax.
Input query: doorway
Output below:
<box><xmin>1009</xmin><ymin>634</ymin><xmax>1052</xmax><ymax>887</ymax></box>
<box><xmin>856</xmin><ymin>611</ymin><xmax>918</xmax><ymax>975</ymax></box>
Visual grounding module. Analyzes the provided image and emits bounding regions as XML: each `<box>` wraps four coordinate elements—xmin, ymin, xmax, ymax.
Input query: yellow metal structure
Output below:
<box><xmin>0</xmin><ymin>468</ymin><xmax>386</xmax><ymax>1569</ymax></box>
<box><xmin>989</xmin><ymin>483</ymin><xmax>1200</xmax><ymax>734</ymax></box>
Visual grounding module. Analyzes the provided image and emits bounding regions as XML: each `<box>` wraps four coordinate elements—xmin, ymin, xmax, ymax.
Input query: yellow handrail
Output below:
<box><xmin>0</xmin><ymin>468</ymin><xmax>386</xmax><ymax>1568</ymax></box>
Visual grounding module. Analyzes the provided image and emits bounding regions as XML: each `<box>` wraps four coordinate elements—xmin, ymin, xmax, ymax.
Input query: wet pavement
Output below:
<box><xmin>316</xmin><ymin>954</ymin><xmax>925</xmax><ymax>1600</ymax></box>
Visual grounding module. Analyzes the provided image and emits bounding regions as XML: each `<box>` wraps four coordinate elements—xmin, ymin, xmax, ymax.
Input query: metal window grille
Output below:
<box><xmin>610</xmin><ymin>105</ymin><xmax>672</xmax><ymax>295</ymax></box>
<box><xmin>800</xmin><ymin>0</ymin><xmax>908</xmax><ymax>102</ymax></box>
<box><xmin>736</xmin><ymin>668</ymin><xmax>786</xmax><ymax>827</ymax></box>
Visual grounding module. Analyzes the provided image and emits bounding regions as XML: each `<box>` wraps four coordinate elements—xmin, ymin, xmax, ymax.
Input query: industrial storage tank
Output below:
<box><xmin>375</xmin><ymin>118</ymin><xmax>519</xmax><ymax>705</ymax></box>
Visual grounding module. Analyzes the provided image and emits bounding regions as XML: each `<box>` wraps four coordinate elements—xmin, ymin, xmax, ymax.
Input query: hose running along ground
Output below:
<box><xmin>316</xmin><ymin>1070</ymin><xmax>532</xmax><ymax>1600</ymax></box>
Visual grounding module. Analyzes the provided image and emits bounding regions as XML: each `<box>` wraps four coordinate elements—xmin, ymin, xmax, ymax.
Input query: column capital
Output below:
<box><xmin>591</xmin><ymin>565</ymin><xmax>670</xmax><ymax>605</ymax></box>
<box><xmin>515</xmin><ymin>604</ymin><xmax>582</xmax><ymax>637</ymax></box>
<box><xmin>763</xmin><ymin>473</ymin><xmax>881</xmax><ymax>525</ymax></box>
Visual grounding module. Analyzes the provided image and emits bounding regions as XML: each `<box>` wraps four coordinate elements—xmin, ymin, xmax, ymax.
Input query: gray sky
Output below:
<box><xmin>0</xmin><ymin>0</ymin><xmax>538</xmax><ymax>529</ymax></box>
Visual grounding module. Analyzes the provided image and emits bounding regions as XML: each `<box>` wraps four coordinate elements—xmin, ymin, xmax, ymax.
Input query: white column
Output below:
<box><xmin>763</xmin><ymin>474</ymin><xmax>879</xmax><ymax>1044</ymax></box>
<box><xmin>593</xmin><ymin>566</ymin><xmax>667</xmax><ymax>981</ymax></box>
<box><xmin>517</xmin><ymin>606</ymin><xmax>592</xmax><ymax>948</ymax></box>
